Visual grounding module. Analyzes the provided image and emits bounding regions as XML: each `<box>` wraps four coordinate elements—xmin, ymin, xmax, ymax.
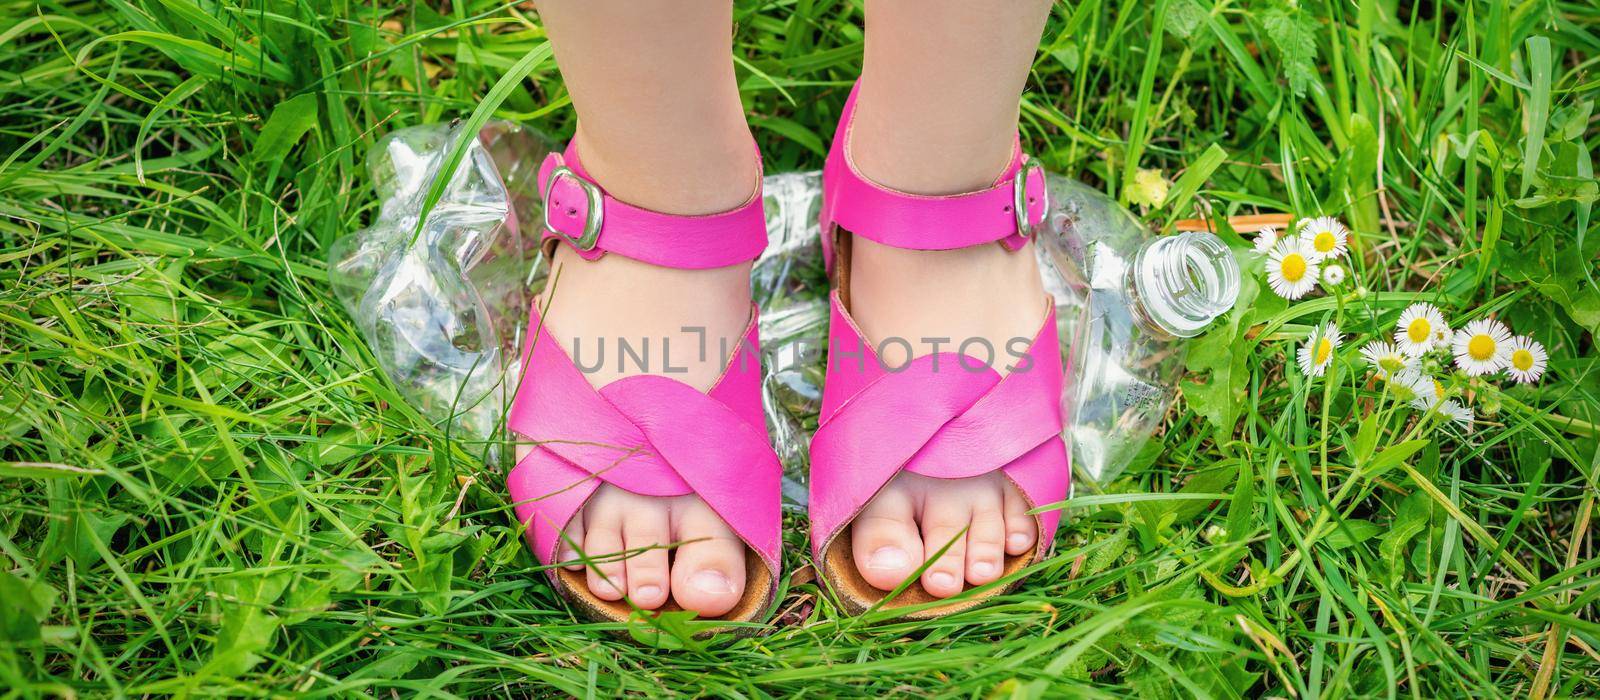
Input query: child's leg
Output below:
<box><xmin>526</xmin><ymin>0</ymin><xmax>756</xmax><ymax>616</ymax></box>
<box><xmin>537</xmin><ymin>0</ymin><xmax>754</xmax><ymax>211</ymax></box>
<box><xmin>842</xmin><ymin>0</ymin><xmax>1054</xmax><ymax>599</ymax></box>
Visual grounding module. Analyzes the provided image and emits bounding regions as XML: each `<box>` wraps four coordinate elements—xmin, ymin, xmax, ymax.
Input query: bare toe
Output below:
<box><xmin>849</xmin><ymin>480</ymin><xmax>924</xmax><ymax>592</ymax></box>
<box><xmin>558</xmin><ymin>515</ymin><xmax>586</xmax><ymax>572</ymax></box>
<box><xmin>621</xmin><ymin>501</ymin><xmax>671</xmax><ymax>610</ymax></box>
<box><xmin>1001</xmin><ymin>479</ymin><xmax>1038</xmax><ymax>556</ymax></box>
<box><xmin>670</xmin><ymin>496</ymin><xmax>746</xmax><ymax>617</ymax></box>
<box><xmin>918</xmin><ymin>484</ymin><xmax>972</xmax><ymax>598</ymax></box>
<box><xmin>514</xmin><ymin>445</ymin><xmax>593</xmax><ymax>571</ymax></box>
<box><xmin>964</xmin><ymin>481</ymin><xmax>1006</xmax><ymax>586</ymax></box>
<box><xmin>582</xmin><ymin>492</ymin><xmax>627</xmax><ymax>601</ymax></box>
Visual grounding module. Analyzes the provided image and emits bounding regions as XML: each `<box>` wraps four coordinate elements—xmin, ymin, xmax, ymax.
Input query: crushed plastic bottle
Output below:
<box><xmin>328</xmin><ymin>122</ymin><xmax>550</xmax><ymax>458</ymax></box>
<box><xmin>330</xmin><ymin>122</ymin><xmax>1237</xmax><ymax>499</ymax></box>
<box><xmin>1036</xmin><ymin>177</ymin><xmax>1240</xmax><ymax>489</ymax></box>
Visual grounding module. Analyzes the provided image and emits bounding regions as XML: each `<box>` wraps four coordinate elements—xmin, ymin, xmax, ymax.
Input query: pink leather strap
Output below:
<box><xmin>819</xmin><ymin>82</ymin><xmax>1049</xmax><ymax>257</ymax></box>
<box><xmin>537</xmin><ymin>141</ymin><xmax>768</xmax><ymax>270</ymax></box>
<box><xmin>810</xmin><ymin>82</ymin><xmax>1069</xmax><ymax>568</ymax></box>
<box><xmin>808</xmin><ymin>292</ymin><xmax>1071</xmax><ymax>564</ymax></box>
<box><xmin>505</xmin><ymin>306</ymin><xmax>782</xmax><ymax>595</ymax></box>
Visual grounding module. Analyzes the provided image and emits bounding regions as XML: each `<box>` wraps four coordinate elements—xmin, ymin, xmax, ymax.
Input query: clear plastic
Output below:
<box><xmin>330</xmin><ymin>123</ymin><xmax>1236</xmax><ymax>498</ymax></box>
<box><xmin>1036</xmin><ymin>177</ymin><xmax>1240</xmax><ymax>488</ymax></box>
<box><xmin>752</xmin><ymin>172</ymin><xmax>831</xmax><ymax>504</ymax></box>
<box><xmin>328</xmin><ymin>122</ymin><xmax>550</xmax><ymax>459</ymax></box>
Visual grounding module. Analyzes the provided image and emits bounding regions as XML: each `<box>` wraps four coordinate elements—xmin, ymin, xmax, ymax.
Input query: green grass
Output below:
<box><xmin>2</xmin><ymin>0</ymin><xmax>1599</xmax><ymax>696</ymax></box>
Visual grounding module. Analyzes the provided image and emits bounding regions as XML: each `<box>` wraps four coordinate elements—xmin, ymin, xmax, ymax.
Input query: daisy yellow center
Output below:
<box><xmin>1433</xmin><ymin>379</ymin><xmax>1444</xmax><ymax>397</ymax></box>
<box><xmin>1379</xmin><ymin>356</ymin><xmax>1405</xmax><ymax>373</ymax></box>
<box><xmin>1467</xmin><ymin>334</ymin><xmax>1496</xmax><ymax>361</ymax></box>
<box><xmin>1407</xmin><ymin>318</ymin><xmax>1431</xmax><ymax>344</ymax></box>
<box><xmin>1313</xmin><ymin>231</ymin><xmax>1336</xmax><ymax>252</ymax></box>
<box><xmin>1512</xmin><ymin>349</ymin><xmax>1534</xmax><ymax>371</ymax></box>
<box><xmin>1314</xmin><ymin>338</ymin><xmax>1333</xmax><ymax>365</ymax></box>
<box><xmin>1281</xmin><ymin>254</ymin><xmax>1307</xmax><ymax>282</ymax></box>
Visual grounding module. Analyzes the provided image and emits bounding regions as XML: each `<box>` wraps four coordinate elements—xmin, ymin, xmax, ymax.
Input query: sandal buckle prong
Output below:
<box><xmin>542</xmin><ymin>165</ymin><xmax>605</xmax><ymax>251</ymax></box>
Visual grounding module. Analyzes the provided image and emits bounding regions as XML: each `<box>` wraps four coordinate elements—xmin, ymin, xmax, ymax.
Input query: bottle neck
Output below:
<box><xmin>1127</xmin><ymin>232</ymin><xmax>1239</xmax><ymax>338</ymax></box>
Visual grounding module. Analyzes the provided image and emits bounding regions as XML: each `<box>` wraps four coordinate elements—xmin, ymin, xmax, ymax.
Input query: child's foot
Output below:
<box><xmin>516</xmin><ymin>247</ymin><xmax>754</xmax><ymax>616</ymax></box>
<box><xmin>842</xmin><ymin>237</ymin><xmax>1045</xmax><ymax>597</ymax></box>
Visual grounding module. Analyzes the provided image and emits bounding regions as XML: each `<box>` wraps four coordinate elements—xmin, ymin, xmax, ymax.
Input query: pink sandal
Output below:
<box><xmin>505</xmin><ymin>142</ymin><xmax>782</xmax><ymax>625</ymax></box>
<box><xmin>809</xmin><ymin>84</ymin><xmax>1069</xmax><ymax>617</ymax></box>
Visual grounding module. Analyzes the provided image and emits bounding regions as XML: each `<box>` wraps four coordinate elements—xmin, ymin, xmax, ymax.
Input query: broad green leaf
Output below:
<box><xmin>1363</xmin><ymin>439</ymin><xmax>1430</xmax><ymax>477</ymax></box>
<box><xmin>1351</xmin><ymin>416</ymin><xmax>1379</xmax><ymax>467</ymax></box>
<box><xmin>1380</xmin><ymin>492</ymin><xmax>1435</xmax><ymax>581</ymax></box>
<box><xmin>1324</xmin><ymin>519</ymin><xmax>1384</xmax><ymax>549</ymax></box>
<box><xmin>1262</xmin><ymin>7</ymin><xmax>1319</xmax><ymax>98</ymax></box>
<box><xmin>1519</xmin><ymin>36</ymin><xmax>1551</xmax><ymax>197</ymax></box>
<box><xmin>251</xmin><ymin>92</ymin><xmax>321</xmax><ymax>165</ymax></box>
<box><xmin>1346</xmin><ymin>113</ymin><xmax>1380</xmax><ymax>240</ymax></box>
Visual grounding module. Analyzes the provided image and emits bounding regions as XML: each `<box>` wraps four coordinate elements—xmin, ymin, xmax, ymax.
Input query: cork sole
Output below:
<box><xmin>821</xmin><ymin>530</ymin><xmax>1033</xmax><ymax>618</ymax></box>
<box><xmin>553</xmin><ymin>548</ymin><xmax>774</xmax><ymax>633</ymax></box>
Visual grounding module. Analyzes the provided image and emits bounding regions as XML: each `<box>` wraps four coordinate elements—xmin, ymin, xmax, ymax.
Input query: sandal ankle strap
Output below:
<box><xmin>537</xmin><ymin>141</ymin><xmax>768</xmax><ymax>269</ymax></box>
<box><xmin>820</xmin><ymin>82</ymin><xmax>1049</xmax><ymax>253</ymax></box>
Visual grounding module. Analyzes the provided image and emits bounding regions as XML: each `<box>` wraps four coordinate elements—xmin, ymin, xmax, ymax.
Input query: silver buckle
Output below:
<box><xmin>542</xmin><ymin>165</ymin><xmax>604</xmax><ymax>251</ymax></box>
<box><xmin>1012</xmin><ymin>156</ymin><xmax>1047</xmax><ymax>239</ymax></box>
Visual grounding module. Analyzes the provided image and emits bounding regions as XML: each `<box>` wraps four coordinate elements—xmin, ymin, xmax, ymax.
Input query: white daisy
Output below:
<box><xmin>1386</xmin><ymin>368</ymin><xmax>1425</xmax><ymax>403</ymax></box>
<box><xmin>1452</xmin><ymin>318</ymin><xmax>1513</xmax><ymax>376</ymax></box>
<box><xmin>1322</xmin><ymin>263</ymin><xmax>1347</xmax><ymax>287</ymax></box>
<box><xmin>1504</xmin><ymin>336</ymin><xmax>1548</xmax><ymax>384</ymax></box>
<box><xmin>1296</xmin><ymin>322</ymin><xmax>1342</xmax><ymax>377</ymax></box>
<box><xmin>1253</xmin><ymin>226</ymin><xmax>1280</xmax><ymax>254</ymax></box>
<box><xmin>1408</xmin><ymin>373</ymin><xmax>1447</xmax><ymax>411</ymax></box>
<box><xmin>1266</xmin><ymin>237</ymin><xmax>1320</xmax><ymax>300</ymax></box>
<box><xmin>1393</xmin><ymin>302</ymin><xmax>1448</xmax><ymax>356</ymax></box>
<box><xmin>1298</xmin><ymin>216</ymin><xmax>1349</xmax><ymax>261</ymax></box>
<box><xmin>1359</xmin><ymin>341</ymin><xmax>1416</xmax><ymax>380</ymax></box>
<box><xmin>1439</xmin><ymin>399</ymin><xmax>1474</xmax><ymax>430</ymax></box>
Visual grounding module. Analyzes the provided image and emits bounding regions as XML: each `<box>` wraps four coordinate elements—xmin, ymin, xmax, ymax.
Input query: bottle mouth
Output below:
<box><xmin>1132</xmin><ymin>232</ymin><xmax>1240</xmax><ymax>338</ymax></box>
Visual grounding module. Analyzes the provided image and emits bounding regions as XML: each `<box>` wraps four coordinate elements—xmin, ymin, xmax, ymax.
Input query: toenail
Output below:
<box><xmin>972</xmin><ymin>561</ymin><xmax>997</xmax><ymax>577</ymax></box>
<box><xmin>635</xmin><ymin>585</ymin><xmax>661</xmax><ymax>601</ymax></box>
<box><xmin>691</xmin><ymin>570</ymin><xmax>734</xmax><ymax>595</ymax></box>
<box><xmin>929</xmin><ymin>571</ymin><xmax>958</xmax><ymax>590</ymax></box>
<box><xmin>867</xmin><ymin>546</ymin><xmax>910</xmax><ymax>571</ymax></box>
<box><xmin>1008</xmin><ymin>532</ymin><xmax>1032</xmax><ymax>549</ymax></box>
<box><xmin>594</xmin><ymin>580</ymin><xmax>620</xmax><ymax>597</ymax></box>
